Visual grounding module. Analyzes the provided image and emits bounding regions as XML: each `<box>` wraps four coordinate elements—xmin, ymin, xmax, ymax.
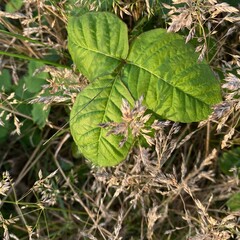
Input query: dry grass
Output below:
<box><xmin>0</xmin><ymin>0</ymin><xmax>240</xmax><ymax>239</ymax></box>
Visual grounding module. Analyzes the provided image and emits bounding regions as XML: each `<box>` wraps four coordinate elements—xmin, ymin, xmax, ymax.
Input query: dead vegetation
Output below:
<box><xmin>0</xmin><ymin>0</ymin><xmax>240</xmax><ymax>239</ymax></box>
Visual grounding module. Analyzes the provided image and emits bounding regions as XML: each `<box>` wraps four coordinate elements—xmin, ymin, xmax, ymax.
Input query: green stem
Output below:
<box><xmin>0</xmin><ymin>29</ymin><xmax>46</xmax><ymax>46</ymax></box>
<box><xmin>0</xmin><ymin>51</ymin><xmax>71</xmax><ymax>69</ymax></box>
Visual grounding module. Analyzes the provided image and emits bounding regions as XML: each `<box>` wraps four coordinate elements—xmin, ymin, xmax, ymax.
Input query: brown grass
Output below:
<box><xmin>0</xmin><ymin>0</ymin><xmax>240</xmax><ymax>239</ymax></box>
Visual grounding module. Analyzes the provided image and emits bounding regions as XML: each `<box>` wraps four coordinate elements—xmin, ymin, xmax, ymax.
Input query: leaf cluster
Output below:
<box><xmin>68</xmin><ymin>11</ymin><xmax>221</xmax><ymax>166</ymax></box>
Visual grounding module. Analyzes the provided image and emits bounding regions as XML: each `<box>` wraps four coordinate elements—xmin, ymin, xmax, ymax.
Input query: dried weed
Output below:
<box><xmin>0</xmin><ymin>0</ymin><xmax>240</xmax><ymax>239</ymax></box>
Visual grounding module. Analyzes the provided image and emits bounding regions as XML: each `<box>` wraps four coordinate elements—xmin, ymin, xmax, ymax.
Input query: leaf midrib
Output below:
<box><xmin>127</xmin><ymin>61</ymin><xmax>210</xmax><ymax>106</ymax></box>
<box><xmin>96</xmin><ymin>77</ymin><xmax>117</xmax><ymax>160</ymax></box>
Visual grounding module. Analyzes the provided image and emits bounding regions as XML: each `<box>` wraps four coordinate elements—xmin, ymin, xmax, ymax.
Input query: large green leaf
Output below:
<box><xmin>123</xmin><ymin>29</ymin><xmax>221</xmax><ymax>122</ymax></box>
<box><xmin>68</xmin><ymin>12</ymin><xmax>129</xmax><ymax>81</ymax></box>
<box><xmin>70</xmin><ymin>76</ymin><xmax>134</xmax><ymax>166</ymax></box>
<box><xmin>68</xmin><ymin>12</ymin><xmax>221</xmax><ymax>166</ymax></box>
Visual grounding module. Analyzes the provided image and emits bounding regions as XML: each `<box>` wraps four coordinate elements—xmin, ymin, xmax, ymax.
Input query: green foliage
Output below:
<box><xmin>32</xmin><ymin>103</ymin><xmax>50</xmax><ymax>129</ymax></box>
<box><xmin>15</xmin><ymin>61</ymin><xmax>50</xmax><ymax>129</ymax></box>
<box><xmin>222</xmin><ymin>0</ymin><xmax>239</xmax><ymax>7</ymax></box>
<box><xmin>68</xmin><ymin>12</ymin><xmax>129</xmax><ymax>81</ymax></box>
<box><xmin>0</xmin><ymin>69</ymin><xmax>14</xmax><ymax>142</ymax></box>
<box><xmin>227</xmin><ymin>192</ymin><xmax>240</xmax><ymax>211</ymax></box>
<box><xmin>1</xmin><ymin>69</ymin><xmax>12</xmax><ymax>92</ymax></box>
<box><xmin>1</xmin><ymin>0</ymin><xmax>240</xmax><ymax>239</ymax></box>
<box><xmin>68</xmin><ymin>12</ymin><xmax>221</xmax><ymax>166</ymax></box>
<box><xmin>219</xmin><ymin>148</ymin><xmax>240</xmax><ymax>212</ymax></box>
<box><xmin>23</xmin><ymin>61</ymin><xmax>47</xmax><ymax>93</ymax></box>
<box><xmin>70</xmin><ymin>75</ymin><xmax>134</xmax><ymax>166</ymax></box>
<box><xmin>5</xmin><ymin>0</ymin><xmax>23</xmax><ymax>12</ymax></box>
<box><xmin>0</xmin><ymin>61</ymin><xmax>50</xmax><ymax>143</ymax></box>
<box><xmin>219</xmin><ymin>147</ymin><xmax>240</xmax><ymax>175</ymax></box>
<box><xmin>122</xmin><ymin>29</ymin><xmax>221</xmax><ymax>122</ymax></box>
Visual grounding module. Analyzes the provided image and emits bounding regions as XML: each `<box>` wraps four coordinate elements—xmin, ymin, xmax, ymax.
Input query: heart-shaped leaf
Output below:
<box><xmin>68</xmin><ymin>12</ymin><xmax>221</xmax><ymax>166</ymax></box>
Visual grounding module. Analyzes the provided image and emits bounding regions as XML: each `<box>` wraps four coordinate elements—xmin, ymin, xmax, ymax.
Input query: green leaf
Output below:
<box><xmin>15</xmin><ymin>61</ymin><xmax>48</xmax><ymax>99</ymax></box>
<box><xmin>68</xmin><ymin>12</ymin><xmax>222</xmax><ymax>166</ymax></box>
<box><xmin>68</xmin><ymin>12</ymin><xmax>129</xmax><ymax>81</ymax></box>
<box><xmin>219</xmin><ymin>147</ymin><xmax>240</xmax><ymax>176</ymax></box>
<box><xmin>227</xmin><ymin>192</ymin><xmax>240</xmax><ymax>211</ymax></box>
<box><xmin>123</xmin><ymin>29</ymin><xmax>221</xmax><ymax>122</ymax></box>
<box><xmin>0</xmin><ymin>69</ymin><xmax>12</xmax><ymax>92</ymax></box>
<box><xmin>24</xmin><ymin>61</ymin><xmax>48</xmax><ymax>93</ymax></box>
<box><xmin>70</xmin><ymin>75</ymin><xmax>134</xmax><ymax>166</ymax></box>
<box><xmin>223</xmin><ymin>0</ymin><xmax>239</xmax><ymax>7</ymax></box>
<box><xmin>5</xmin><ymin>0</ymin><xmax>23</xmax><ymax>13</ymax></box>
<box><xmin>32</xmin><ymin>103</ymin><xmax>50</xmax><ymax>129</ymax></box>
